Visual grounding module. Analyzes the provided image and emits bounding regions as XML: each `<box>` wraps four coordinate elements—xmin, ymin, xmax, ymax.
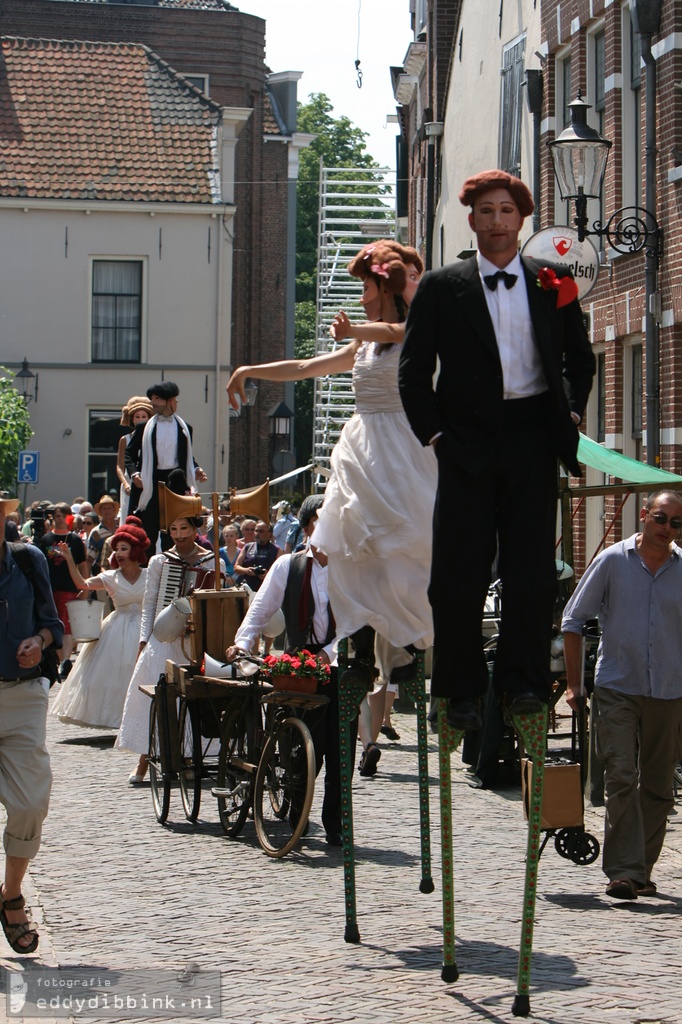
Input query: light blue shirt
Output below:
<box><xmin>562</xmin><ymin>533</ymin><xmax>682</xmax><ymax>700</ymax></box>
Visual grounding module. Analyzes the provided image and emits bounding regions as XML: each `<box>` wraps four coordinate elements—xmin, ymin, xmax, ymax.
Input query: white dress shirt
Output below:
<box><xmin>234</xmin><ymin>547</ymin><xmax>336</xmax><ymax>663</ymax></box>
<box><xmin>477</xmin><ymin>251</ymin><xmax>547</xmax><ymax>400</ymax></box>
<box><xmin>155</xmin><ymin>415</ymin><xmax>179</xmax><ymax>470</ymax></box>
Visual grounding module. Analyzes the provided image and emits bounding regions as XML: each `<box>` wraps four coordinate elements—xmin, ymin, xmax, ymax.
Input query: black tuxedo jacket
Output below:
<box><xmin>398</xmin><ymin>255</ymin><xmax>595</xmax><ymax>477</ymax></box>
<box><xmin>124</xmin><ymin>417</ymin><xmax>195</xmax><ymax>477</ymax></box>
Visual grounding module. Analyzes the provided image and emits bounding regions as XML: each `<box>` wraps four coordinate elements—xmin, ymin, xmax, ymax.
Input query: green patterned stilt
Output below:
<box><xmin>400</xmin><ymin>651</ymin><xmax>434</xmax><ymax>893</ymax></box>
<box><xmin>337</xmin><ymin>638</ymin><xmax>367</xmax><ymax>943</ymax></box>
<box><xmin>437</xmin><ymin>699</ymin><xmax>464</xmax><ymax>982</ymax></box>
<box><xmin>510</xmin><ymin>706</ymin><xmax>548</xmax><ymax>1018</ymax></box>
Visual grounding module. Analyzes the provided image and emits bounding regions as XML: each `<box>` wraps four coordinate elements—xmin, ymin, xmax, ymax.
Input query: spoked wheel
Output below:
<box><xmin>178</xmin><ymin>701</ymin><xmax>202</xmax><ymax>822</ymax></box>
<box><xmin>555</xmin><ymin>828</ymin><xmax>600</xmax><ymax>865</ymax></box>
<box><xmin>254</xmin><ymin>716</ymin><xmax>315</xmax><ymax>858</ymax></box>
<box><xmin>216</xmin><ymin>704</ymin><xmax>254</xmax><ymax>838</ymax></box>
<box><xmin>554</xmin><ymin>829</ymin><xmax>574</xmax><ymax>860</ymax></box>
<box><xmin>569</xmin><ymin>831</ymin><xmax>600</xmax><ymax>865</ymax></box>
<box><xmin>148</xmin><ymin>701</ymin><xmax>172</xmax><ymax>824</ymax></box>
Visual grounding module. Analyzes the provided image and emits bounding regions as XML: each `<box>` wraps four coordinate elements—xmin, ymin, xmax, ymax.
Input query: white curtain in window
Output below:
<box><xmin>92</xmin><ymin>262</ymin><xmax>141</xmax><ymax>362</ymax></box>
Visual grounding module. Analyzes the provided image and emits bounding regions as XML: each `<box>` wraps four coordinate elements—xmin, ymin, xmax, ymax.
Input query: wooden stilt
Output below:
<box><xmin>400</xmin><ymin>650</ymin><xmax>434</xmax><ymax>893</ymax></box>
<box><xmin>510</xmin><ymin>706</ymin><xmax>548</xmax><ymax>1018</ymax></box>
<box><xmin>337</xmin><ymin>638</ymin><xmax>367</xmax><ymax>943</ymax></box>
<box><xmin>437</xmin><ymin>698</ymin><xmax>464</xmax><ymax>982</ymax></box>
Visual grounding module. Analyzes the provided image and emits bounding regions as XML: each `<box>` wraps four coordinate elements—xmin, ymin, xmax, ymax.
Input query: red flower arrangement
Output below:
<box><xmin>263</xmin><ymin>649</ymin><xmax>331</xmax><ymax>687</ymax></box>
<box><xmin>536</xmin><ymin>267</ymin><xmax>579</xmax><ymax>309</ymax></box>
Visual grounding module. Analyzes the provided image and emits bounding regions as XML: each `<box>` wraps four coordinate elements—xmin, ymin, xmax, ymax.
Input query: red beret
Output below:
<box><xmin>459</xmin><ymin>170</ymin><xmax>534</xmax><ymax>217</ymax></box>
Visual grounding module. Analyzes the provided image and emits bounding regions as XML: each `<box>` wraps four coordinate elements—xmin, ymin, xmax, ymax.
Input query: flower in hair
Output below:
<box><xmin>371</xmin><ymin>262</ymin><xmax>391</xmax><ymax>279</ymax></box>
<box><xmin>536</xmin><ymin>267</ymin><xmax>579</xmax><ymax>309</ymax></box>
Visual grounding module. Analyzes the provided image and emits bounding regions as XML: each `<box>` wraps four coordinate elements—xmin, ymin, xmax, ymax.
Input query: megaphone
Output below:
<box><xmin>158</xmin><ymin>483</ymin><xmax>204</xmax><ymax>531</ymax></box>
<box><xmin>228</xmin><ymin>480</ymin><xmax>270</xmax><ymax>523</ymax></box>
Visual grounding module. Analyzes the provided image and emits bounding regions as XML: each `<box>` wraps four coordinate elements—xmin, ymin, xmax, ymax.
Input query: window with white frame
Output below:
<box><xmin>499</xmin><ymin>35</ymin><xmax>526</xmax><ymax>178</ymax></box>
<box><xmin>91</xmin><ymin>260</ymin><xmax>142</xmax><ymax>363</ymax></box>
<box><xmin>183</xmin><ymin>74</ymin><xmax>209</xmax><ymax>95</ymax></box>
<box><xmin>554</xmin><ymin>52</ymin><xmax>573</xmax><ymax>227</ymax></box>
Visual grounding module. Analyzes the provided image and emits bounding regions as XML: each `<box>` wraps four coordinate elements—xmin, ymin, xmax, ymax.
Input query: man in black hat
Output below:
<box><xmin>125</xmin><ymin>381</ymin><xmax>207</xmax><ymax>552</ymax></box>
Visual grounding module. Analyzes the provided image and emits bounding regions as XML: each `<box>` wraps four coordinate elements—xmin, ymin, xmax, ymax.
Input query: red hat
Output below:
<box><xmin>110</xmin><ymin>516</ymin><xmax>150</xmax><ymax>566</ymax></box>
<box><xmin>459</xmin><ymin>170</ymin><xmax>534</xmax><ymax>217</ymax></box>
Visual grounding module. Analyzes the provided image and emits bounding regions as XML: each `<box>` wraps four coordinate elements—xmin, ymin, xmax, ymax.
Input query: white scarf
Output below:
<box><xmin>136</xmin><ymin>414</ymin><xmax>196</xmax><ymax>511</ymax></box>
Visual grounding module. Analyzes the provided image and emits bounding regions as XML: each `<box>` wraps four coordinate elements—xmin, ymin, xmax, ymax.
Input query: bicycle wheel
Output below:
<box><xmin>254</xmin><ymin>716</ymin><xmax>315</xmax><ymax>858</ymax></box>
<box><xmin>216</xmin><ymin>703</ymin><xmax>255</xmax><ymax>837</ymax></box>
<box><xmin>178</xmin><ymin>701</ymin><xmax>202</xmax><ymax>822</ymax></box>
<box><xmin>148</xmin><ymin>701</ymin><xmax>172</xmax><ymax>824</ymax></box>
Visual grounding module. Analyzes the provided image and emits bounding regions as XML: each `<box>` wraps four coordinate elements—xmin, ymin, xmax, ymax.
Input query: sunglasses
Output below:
<box><xmin>648</xmin><ymin>511</ymin><xmax>682</xmax><ymax>530</ymax></box>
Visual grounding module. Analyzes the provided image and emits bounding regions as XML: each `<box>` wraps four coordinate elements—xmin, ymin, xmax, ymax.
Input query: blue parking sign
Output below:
<box><xmin>17</xmin><ymin>450</ymin><xmax>39</xmax><ymax>484</ymax></box>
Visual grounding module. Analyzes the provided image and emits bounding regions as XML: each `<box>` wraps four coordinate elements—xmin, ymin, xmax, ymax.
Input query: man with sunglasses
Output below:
<box><xmin>233</xmin><ymin>520</ymin><xmax>281</xmax><ymax>592</ymax></box>
<box><xmin>562</xmin><ymin>489</ymin><xmax>682</xmax><ymax>901</ymax></box>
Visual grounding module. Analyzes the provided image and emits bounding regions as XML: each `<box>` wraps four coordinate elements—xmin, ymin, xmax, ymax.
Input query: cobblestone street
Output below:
<box><xmin>1</xmin><ymin>697</ymin><xmax>681</xmax><ymax>1024</ymax></box>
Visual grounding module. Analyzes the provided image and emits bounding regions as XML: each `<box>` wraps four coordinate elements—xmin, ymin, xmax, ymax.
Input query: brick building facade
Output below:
<box><xmin>395</xmin><ymin>0</ymin><xmax>682</xmax><ymax>569</ymax></box>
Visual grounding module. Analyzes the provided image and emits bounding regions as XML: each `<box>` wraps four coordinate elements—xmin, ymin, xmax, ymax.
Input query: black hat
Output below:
<box><xmin>147</xmin><ymin>381</ymin><xmax>179</xmax><ymax>400</ymax></box>
<box><xmin>298</xmin><ymin>494</ymin><xmax>324</xmax><ymax>529</ymax></box>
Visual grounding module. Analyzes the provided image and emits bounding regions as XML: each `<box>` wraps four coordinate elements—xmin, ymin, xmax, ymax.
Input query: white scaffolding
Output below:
<box><xmin>312</xmin><ymin>164</ymin><xmax>397</xmax><ymax>487</ymax></box>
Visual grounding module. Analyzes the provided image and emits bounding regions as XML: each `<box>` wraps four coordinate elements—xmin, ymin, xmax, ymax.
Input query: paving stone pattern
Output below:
<box><xmin>1</xmin><ymin>699</ymin><xmax>681</xmax><ymax>1024</ymax></box>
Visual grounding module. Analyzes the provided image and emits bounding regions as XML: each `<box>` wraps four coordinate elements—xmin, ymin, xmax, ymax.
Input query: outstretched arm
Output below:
<box><xmin>55</xmin><ymin>542</ymin><xmax>104</xmax><ymax>591</ymax></box>
<box><xmin>330</xmin><ymin>310</ymin><xmax>405</xmax><ymax>346</ymax></box>
<box><xmin>226</xmin><ymin>346</ymin><xmax>356</xmax><ymax>411</ymax></box>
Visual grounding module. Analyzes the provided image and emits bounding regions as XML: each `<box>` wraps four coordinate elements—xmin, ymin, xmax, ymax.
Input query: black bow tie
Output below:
<box><xmin>483</xmin><ymin>270</ymin><xmax>518</xmax><ymax>291</ymax></box>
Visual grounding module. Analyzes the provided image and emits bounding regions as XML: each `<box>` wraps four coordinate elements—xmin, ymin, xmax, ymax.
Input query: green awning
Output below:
<box><xmin>578</xmin><ymin>434</ymin><xmax>682</xmax><ymax>484</ymax></box>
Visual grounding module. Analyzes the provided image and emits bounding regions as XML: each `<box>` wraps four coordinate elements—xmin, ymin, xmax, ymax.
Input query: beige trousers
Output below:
<box><xmin>0</xmin><ymin>678</ymin><xmax>52</xmax><ymax>859</ymax></box>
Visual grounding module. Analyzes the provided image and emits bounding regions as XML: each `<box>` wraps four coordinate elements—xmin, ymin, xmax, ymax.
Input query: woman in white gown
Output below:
<box><xmin>51</xmin><ymin>517</ymin><xmax>150</xmax><ymax>730</ymax></box>
<box><xmin>116</xmin><ymin>513</ymin><xmax>223</xmax><ymax>783</ymax></box>
<box><xmin>227</xmin><ymin>241</ymin><xmax>438</xmax><ymax>773</ymax></box>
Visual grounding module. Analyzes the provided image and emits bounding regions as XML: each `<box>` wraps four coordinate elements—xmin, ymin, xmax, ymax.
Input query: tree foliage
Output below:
<box><xmin>293</xmin><ymin>301</ymin><xmax>317</xmax><ymax>465</ymax></box>
<box><xmin>0</xmin><ymin>368</ymin><xmax>33</xmax><ymax>497</ymax></box>
<box><xmin>296</xmin><ymin>93</ymin><xmax>381</xmax><ymax>303</ymax></box>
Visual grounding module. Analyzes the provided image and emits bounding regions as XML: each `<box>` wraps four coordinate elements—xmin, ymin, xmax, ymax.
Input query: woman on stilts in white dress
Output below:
<box><xmin>51</xmin><ymin>517</ymin><xmax>150</xmax><ymax>730</ymax></box>
<box><xmin>226</xmin><ymin>240</ymin><xmax>438</xmax><ymax>776</ymax></box>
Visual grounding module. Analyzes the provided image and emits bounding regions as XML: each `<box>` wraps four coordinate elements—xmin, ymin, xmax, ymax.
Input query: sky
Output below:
<box><xmin>232</xmin><ymin>0</ymin><xmax>414</xmax><ymax>170</ymax></box>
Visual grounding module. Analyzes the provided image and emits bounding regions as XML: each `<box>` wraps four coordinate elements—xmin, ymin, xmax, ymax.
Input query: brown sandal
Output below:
<box><xmin>0</xmin><ymin>892</ymin><xmax>39</xmax><ymax>953</ymax></box>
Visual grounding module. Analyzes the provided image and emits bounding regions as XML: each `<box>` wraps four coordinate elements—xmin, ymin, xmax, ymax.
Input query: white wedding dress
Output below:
<box><xmin>115</xmin><ymin>553</ymin><xmax>192</xmax><ymax>756</ymax></box>
<box><xmin>51</xmin><ymin>569</ymin><xmax>146</xmax><ymax>730</ymax></box>
<box><xmin>313</xmin><ymin>342</ymin><xmax>437</xmax><ymax>659</ymax></box>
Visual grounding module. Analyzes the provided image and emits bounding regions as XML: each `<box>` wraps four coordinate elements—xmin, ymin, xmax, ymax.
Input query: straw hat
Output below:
<box><xmin>0</xmin><ymin>497</ymin><xmax>20</xmax><ymax>514</ymax></box>
<box><xmin>93</xmin><ymin>495</ymin><xmax>120</xmax><ymax>515</ymax></box>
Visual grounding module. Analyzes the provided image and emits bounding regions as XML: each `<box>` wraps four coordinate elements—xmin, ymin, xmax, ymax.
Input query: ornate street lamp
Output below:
<box><xmin>14</xmin><ymin>358</ymin><xmax>37</xmax><ymax>404</ymax></box>
<box><xmin>548</xmin><ymin>95</ymin><xmax>660</xmax><ymax>255</ymax></box>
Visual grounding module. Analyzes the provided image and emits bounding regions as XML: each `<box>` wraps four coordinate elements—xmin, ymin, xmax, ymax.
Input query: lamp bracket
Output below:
<box><xmin>579</xmin><ymin>205</ymin><xmax>662</xmax><ymax>258</ymax></box>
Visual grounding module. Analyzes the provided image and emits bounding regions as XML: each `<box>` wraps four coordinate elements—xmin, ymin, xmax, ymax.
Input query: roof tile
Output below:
<box><xmin>0</xmin><ymin>36</ymin><xmax>224</xmax><ymax>203</ymax></box>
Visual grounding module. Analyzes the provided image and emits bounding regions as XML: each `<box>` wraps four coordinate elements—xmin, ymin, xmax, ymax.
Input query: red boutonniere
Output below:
<box><xmin>536</xmin><ymin>267</ymin><xmax>579</xmax><ymax>309</ymax></box>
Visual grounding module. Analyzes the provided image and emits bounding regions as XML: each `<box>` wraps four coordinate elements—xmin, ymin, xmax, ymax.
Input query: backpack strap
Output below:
<box><xmin>7</xmin><ymin>542</ymin><xmax>35</xmax><ymax>580</ymax></box>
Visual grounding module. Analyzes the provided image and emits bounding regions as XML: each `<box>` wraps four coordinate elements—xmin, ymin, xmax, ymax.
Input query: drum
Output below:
<box><xmin>189</xmin><ymin>588</ymin><xmax>250</xmax><ymax>663</ymax></box>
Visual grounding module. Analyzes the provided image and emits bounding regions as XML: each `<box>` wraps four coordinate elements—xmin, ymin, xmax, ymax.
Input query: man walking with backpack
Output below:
<box><xmin>0</xmin><ymin>496</ymin><xmax>62</xmax><ymax>954</ymax></box>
